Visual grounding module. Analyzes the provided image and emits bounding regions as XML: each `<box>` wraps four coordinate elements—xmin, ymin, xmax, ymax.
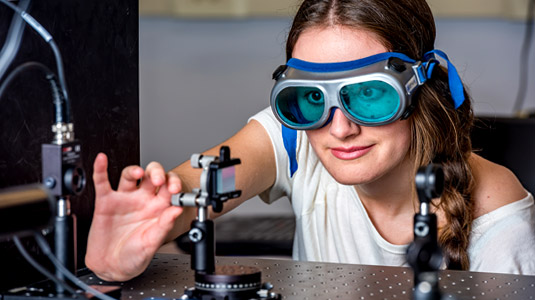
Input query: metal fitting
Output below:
<box><xmin>51</xmin><ymin>122</ymin><xmax>75</xmax><ymax>144</ymax></box>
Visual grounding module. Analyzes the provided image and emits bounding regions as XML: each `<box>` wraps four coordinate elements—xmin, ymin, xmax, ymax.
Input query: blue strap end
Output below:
<box><xmin>282</xmin><ymin>125</ymin><xmax>298</xmax><ymax>177</ymax></box>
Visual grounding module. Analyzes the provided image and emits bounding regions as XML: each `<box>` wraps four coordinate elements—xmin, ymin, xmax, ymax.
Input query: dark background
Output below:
<box><xmin>471</xmin><ymin>116</ymin><xmax>535</xmax><ymax>195</ymax></box>
<box><xmin>0</xmin><ymin>0</ymin><xmax>139</xmax><ymax>291</ymax></box>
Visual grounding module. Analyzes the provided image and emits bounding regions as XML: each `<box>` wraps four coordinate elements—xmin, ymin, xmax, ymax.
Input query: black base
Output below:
<box><xmin>181</xmin><ymin>265</ymin><xmax>280</xmax><ymax>300</ymax></box>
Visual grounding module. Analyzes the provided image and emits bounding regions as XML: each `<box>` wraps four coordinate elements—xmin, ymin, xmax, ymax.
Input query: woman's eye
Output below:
<box><xmin>305</xmin><ymin>91</ymin><xmax>324</xmax><ymax>104</ymax></box>
<box><xmin>358</xmin><ymin>87</ymin><xmax>385</xmax><ymax>100</ymax></box>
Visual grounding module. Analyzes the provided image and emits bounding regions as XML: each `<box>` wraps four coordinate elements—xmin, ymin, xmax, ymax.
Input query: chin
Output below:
<box><xmin>325</xmin><ymin>164</ymin><xmax>377</xmax><ymax>186</ymax></box>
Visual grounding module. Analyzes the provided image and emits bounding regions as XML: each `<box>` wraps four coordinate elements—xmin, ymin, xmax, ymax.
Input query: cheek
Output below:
<box><xmin>396</xmin><ymin>122</ymin><xmax>412</xmax><ymax>146</ymax></box>
<box><xmin>378</xmin><ymin>122</ymin><xmax>412</xmax><ymax>157</ymax></box>
<box><xmin>305</xmin><ymin>127</ymin><xmax>327</xmax><ymax>149</ymax></box>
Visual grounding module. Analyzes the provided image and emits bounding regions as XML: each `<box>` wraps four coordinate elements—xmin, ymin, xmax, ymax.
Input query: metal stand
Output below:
<box><xmin>2</xmin><ymin>140</ymin><xmax>88</xmax><ymax>299</ymax></box>
<box><xmin>407</xmin><ymin>164</ymin><xmax>454</xmax><ymax>300</ymax></box>
<box><xmin>54</xmin><ymin>197</ymin><xmax>77</xmax><ymax>295</ymax></box>
<box><xmin>41</xmin><ymin>126</ymin><xmax>85</xmax><ymax>295</ymax></box>
<box><xmin>2</xmin><ymin>130</ymin><xmax>119</xmax><ymax>300</ymax></box>
<box><xmin>172</xmin><ymin>146</ymin><xmax>280</xmax><ymax>300</ymax></box>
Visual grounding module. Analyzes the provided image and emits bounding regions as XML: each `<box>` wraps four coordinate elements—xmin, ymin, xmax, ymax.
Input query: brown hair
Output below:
<box><xmin>287</xmin><ymin>0</ymin><xmax>475</xmax><ymax>270</ymax></box>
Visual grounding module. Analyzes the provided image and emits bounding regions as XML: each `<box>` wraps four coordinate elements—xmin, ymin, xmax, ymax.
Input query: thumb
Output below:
<box><xmin>144</xmin><ymin>206</ymin><xmax>183</xmax><ymax>248</ymax></box>
<box><xmin>159</xmin><ymin>206</ymin><xmax>183</xmax><ymax>232</ymax></box>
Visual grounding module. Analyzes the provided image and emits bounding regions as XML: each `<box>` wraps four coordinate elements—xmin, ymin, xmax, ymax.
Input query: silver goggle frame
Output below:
<box><xmin>270</xmin><ymin>58</ymin><xmax>425</xmax><ymax>129</ymax></box>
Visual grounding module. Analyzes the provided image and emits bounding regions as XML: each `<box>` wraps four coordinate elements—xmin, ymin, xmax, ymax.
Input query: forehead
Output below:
<box><xmin>292</xmin><ymin>25</ymin><xmax>388</xmax><ymax>63</ymax></box>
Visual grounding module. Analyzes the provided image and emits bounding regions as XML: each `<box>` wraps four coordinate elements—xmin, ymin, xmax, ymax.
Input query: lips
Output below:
<box><xmin>330</xmin><ymin>145</ymin><xmax>374</xmax><ymax>160</ymax></box>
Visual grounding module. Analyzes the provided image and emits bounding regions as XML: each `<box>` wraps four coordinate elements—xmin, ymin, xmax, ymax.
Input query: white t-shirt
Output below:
<box><xmin>250</xmin><ymin>107</ymin><xmax>535</xmax><ymax>275</ymax></box>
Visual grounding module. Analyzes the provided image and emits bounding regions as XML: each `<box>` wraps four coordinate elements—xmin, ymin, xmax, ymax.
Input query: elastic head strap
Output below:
<box><xmin>286</xmin><ymin>52</ymin><xmax>416</xmax><ymax>73</ymax></box>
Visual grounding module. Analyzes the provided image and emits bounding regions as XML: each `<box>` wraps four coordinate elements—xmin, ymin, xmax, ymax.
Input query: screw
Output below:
<box><xmin>44</xmin><ymin>177</ymin><xmax>56</xmax><ymax>189</ymax></box>
<box><xmin>189</xmin><ymin>228</ymin><xmax>203</xmax><ymax>242</ymax></box>
<box><xmin>415</xmin><ymin>221</ymin><xmax>429</xmax><ymax>237</ymax></box>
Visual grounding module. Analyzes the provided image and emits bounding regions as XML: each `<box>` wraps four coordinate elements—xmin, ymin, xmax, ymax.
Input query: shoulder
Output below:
<box><xmin>248</xmin><ymin>107</ymin><xmax>281</xmax><ymax>134</ymax></box>
<box><xmin>469</xmin><ymin>206</ymin><xmax>535</xmax><ymax>275</ymax></box>
<box><xmin>469</xmin><ymin>153</ymin><xmax>528</xmax><ymax>218</ymax></box>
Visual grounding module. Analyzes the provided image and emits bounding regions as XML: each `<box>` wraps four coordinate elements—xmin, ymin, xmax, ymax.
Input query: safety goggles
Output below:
<box><xmin>270</xmin><ymin>51</ymin><xmax>465</xmax><ymax>130</ymax></box>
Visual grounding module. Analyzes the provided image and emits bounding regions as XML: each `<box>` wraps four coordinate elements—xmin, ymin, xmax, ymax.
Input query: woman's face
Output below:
<box><xmin>293</xmin><ymin>26</ymin><xmax>413</xmax><ymax>186</ymax></box>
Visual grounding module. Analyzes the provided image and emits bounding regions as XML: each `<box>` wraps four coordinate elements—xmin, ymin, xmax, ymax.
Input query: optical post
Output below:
<box><xmin>171</xmin><ymin>146</ymin><xmax>281</xmax><ymax>300</ymax></box>
<box><xmin>407</xmin><ymin>164</ymin><xmax>454</xmax><ymax>300</ymax></box>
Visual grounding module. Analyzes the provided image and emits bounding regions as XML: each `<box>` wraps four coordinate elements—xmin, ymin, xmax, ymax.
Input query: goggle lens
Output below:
<box><xmin>275</xmin><ymin>81</ymin><xmax>401</xmax><ymax>128</ymax></box>
<box><xmin>275</xmin><ymin>86</ymin><xmax>325</xmax><ymax>127</ymax></box>
<box><xmin>340</xmin><ymin>80</ymin><xmax>400</xmax><ymax>123</ymax></box>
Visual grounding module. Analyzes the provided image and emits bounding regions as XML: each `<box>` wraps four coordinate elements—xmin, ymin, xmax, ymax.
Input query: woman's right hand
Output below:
<box><xmin>85</xmin><ymin>153</ymin><xmax>183</xmax><ymax>282</ymax></box>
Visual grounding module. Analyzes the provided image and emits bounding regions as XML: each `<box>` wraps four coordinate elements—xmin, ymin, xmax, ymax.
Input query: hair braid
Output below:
<box><xmin>410</xmin><ymin>68</ymin><xmax>475</xmax><ymax>269</ymax></box>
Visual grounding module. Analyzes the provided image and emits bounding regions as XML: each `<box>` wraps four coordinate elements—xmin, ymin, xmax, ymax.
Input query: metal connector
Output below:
<box><xmin>51</xmin><ymin>122</ymin><xmax>74</xmax><ymax>144</ymax></box>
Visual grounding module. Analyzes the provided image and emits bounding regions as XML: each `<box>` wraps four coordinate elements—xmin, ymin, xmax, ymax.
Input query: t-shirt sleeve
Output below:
<box><xmin>248</xmin><ymin>107</ymin><xmax>292</xmax><ymax>204</ymax></box>
<box><xmin>468</xmin><ymin>193</ymin><xmax>535</xmax><ymax>275</ymax></box>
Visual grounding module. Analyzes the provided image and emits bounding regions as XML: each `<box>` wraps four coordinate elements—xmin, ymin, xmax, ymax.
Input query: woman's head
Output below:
<box><xmin>294</xmin><ymin>26</ymin><xmax>414</xmax><ymax>187</ymax></box>
<box><xmin>286</xmin><ymin>0</ymin><xmax>473</xmax><ymax>160</ymax></box>
<box><xmin>287</xmin><ymin>0</ymin><xmax>475</xmax><ymax>270</ymax></box>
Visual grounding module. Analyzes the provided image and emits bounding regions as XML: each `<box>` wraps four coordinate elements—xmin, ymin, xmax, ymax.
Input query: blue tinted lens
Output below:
<box><xmin>340</xmin><ymin>81</ymin><xmax>400</xmax><ymax>123</ymax></box>
<box><xmin>275</xmin><ymin>87</ymin><xmax>325</xmax><ymax>127</ymax></box>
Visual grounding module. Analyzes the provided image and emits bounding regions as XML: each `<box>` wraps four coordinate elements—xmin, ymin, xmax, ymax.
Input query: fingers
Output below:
<box><xmin>117</xmin><ymin>165</ymin><xmax>145</xmax><ymax>192</ymax></box>
<box><xmin>166</xmin><ymin>171</ymin><xmax>182</xmax><ymax>194</ymax></box>
<box><xmin>149</xmin><ymin>172</ymin><xmax>182</xmax><ymax>201</ymax></box>
<box><xmin>137</xmin><ymin>161</ymin><xmax>168</xmax><ymax>193</ymax></box>
<box><xmin>145</xmin><ymin>161</ymin><xmax>167</xmax><ymax>186</ymax></box>
<box><xmin>93</xmin><ymin>153</ymin><xmax>112</xmax><ymax>197</ymax></box>
<box><xmin>115</xmin><ymin>160</ymin><xmax>181</xmax><ymax>196</ymax></box>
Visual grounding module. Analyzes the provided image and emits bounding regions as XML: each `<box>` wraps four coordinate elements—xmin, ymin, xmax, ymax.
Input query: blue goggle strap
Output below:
<box><xmin>424</xmin><ymin>49</ymin><xmax>465</xmax><ymax>109</ymax></box>
<box><xmin>286</xmin><ymin>52</ymin><xmax>416</xmax><ymax>72</ymax></box>
<box><xmin>413</xmin><ymin>60</ymin><xmax>436</xmax><ymax>86</ymax></box>
<box><xmin>281</xmin><ymin>50</ymin><xmax>464</xmax><ymax>177</ymax></box>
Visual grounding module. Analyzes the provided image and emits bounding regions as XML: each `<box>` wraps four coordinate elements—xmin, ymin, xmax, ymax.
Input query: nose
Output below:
<box><xmin>328</xmin><ymin>108</ymin><xmax>361</xmax><ymax>139</ymax></box>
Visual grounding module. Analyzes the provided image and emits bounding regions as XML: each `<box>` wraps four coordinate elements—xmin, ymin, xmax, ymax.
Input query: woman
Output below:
<box><xmin>85</xmin><ymin>0</ymin><xmax>534</xmax><ymax>281</ymax></box>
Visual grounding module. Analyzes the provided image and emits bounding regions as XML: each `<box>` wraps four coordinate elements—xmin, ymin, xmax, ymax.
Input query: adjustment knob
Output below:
<box><xmin>415</xmin><ymin>164</ymin><xmax>444</xmax><ymax>200</ymax></box>
<box><xmin>191</xmin><ymin>154</ymin><xmax>203</xmax><ymax>168</ymax></box>
<box><xmin>388</xmin><ymin>57</ymin><xmax>406</xmax><ymax>72</ymax></box>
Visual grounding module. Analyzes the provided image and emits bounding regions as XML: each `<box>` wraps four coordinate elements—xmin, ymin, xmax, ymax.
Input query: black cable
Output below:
<box><xmin>12</xmin><ymin>235</ymin><xmax>79</xmax><ymax>296</ymax></box>
<box><xmin>0</xmin><ymin>0</ymin><xmax>70</xmax><ymax>122</ymax></box>
<box><xmin>0</xmin><ymin>0</ymin><xmax>31</xmax><ymax>81</ymax></box>
<box><xmin>33</xmin><ymin>232</ymin><xmax>118</xmax><ymax>300</ymax></box>
<box><xmin>0</xmin><ymin>61</ymin><xmax>67</xmax><ymax>123</ymax></box>
<box><xmin>513</xmin><ymin>0</ymin><xmax>535</xmax><ymax>115</ymax></box>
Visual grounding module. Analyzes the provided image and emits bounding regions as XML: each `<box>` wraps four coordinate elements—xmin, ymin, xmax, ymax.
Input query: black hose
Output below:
<box><xmin>33</xmin><ymin>233</ymin><xmax>118</xmax><ymax>300</ymax></box>
<box><xmin>13</xmin><ymin>235</ymin><xmax>79</xmax><ymax>296</ymax></box>
<box><xmin>0</xmin><ymin>0</ymin><xmax>31</xmax><ymax>81</ymax></box>
<box><xmin>0</xmin><ymin>0</ymin><xmax>71</xmax><ymax>122</ymax></box>
<box><xmin>0</xmin><ymin>61</ymin><xmax>67</xmax><ymax>123</ymax></box>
